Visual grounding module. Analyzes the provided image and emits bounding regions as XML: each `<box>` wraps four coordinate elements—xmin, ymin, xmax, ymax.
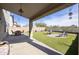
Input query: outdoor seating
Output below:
<box><xmin>0</xmin><ymin>41</ymin><xmax>10</xmax><ymax>55</ymax></box>
<box><xmin>56</xmin><ymin>32</ymin><xmax>67</xmax><ymax>37</ymax></box>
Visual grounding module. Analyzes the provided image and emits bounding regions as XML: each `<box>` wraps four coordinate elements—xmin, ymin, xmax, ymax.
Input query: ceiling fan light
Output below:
<box><xmin>69</xmin><ymin>17</ymin><xmax>72</xmax><ymax>19</ymax></box>
<box><xmin>69</xmin><ymin>12</ymin><xmax>73</xmax><ymax>16</ymax></box>
<box><xmin>18</xmin><ymin>8</ymin><xmax>24</xmax><ymax>13</ymax></box>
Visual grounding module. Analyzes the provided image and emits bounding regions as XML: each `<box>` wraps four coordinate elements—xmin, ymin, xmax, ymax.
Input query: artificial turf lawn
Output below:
<box><xmin>33</xmin><ymin>32</ymin><xmax>76</xmax><ymax>54</ymax></box>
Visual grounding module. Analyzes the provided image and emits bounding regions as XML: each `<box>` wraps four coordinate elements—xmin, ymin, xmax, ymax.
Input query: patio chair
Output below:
<box><xmin>0</xmin><ymin>41</ymin><xmax>10</xmax><ymax>55</ymax></box>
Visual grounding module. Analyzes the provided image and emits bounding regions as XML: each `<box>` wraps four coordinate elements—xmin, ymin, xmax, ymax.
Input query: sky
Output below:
<box><xmin>12</xmin><ymin>4</ymin><xmax>78</xmax><ymax>27</ymax></box>
<box><xmin>11</xmin><ymin>13</ymin><xmax>29</xmax><ymax>26</ymax></box>
<box><xmin>34</xmin><ymin>4</ymin><xmax>78</xmax><ymax>26</ymax></box>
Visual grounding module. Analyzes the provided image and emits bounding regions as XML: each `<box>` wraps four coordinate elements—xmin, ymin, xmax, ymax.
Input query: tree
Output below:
<box><xmin>47</xmin><ymin>25</ymin><xmax>62</xmax><ymax>31</ymax></box>
<box><xmin>35</xmin><ymin>23</ymin><xmax>47</xmax><ymax>27</ymax></box>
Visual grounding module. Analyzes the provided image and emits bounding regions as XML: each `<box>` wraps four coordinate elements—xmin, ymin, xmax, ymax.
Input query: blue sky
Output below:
<box><xmin>12</xmin><ymin>4</ymin><xmax>78</xmax><ymax>27</ymax></box>
<box><xmin>34</xmin><ymin>4</ymin><xmax>78</xmax><ymax>26</ymax></box>
<box><xmin>11</xmin><ymin>13</ymin><xmax>29</xmax><ymax>26</ymax></box>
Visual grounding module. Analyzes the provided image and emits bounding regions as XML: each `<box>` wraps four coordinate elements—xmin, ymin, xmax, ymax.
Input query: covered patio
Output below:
<box><xmin>0</xmin><ymin>3</ymin><xmax>76</xmax><ymax>55</ymax></box>
<box><xmin>0</xmin><ymin>3</ymin><xmax>75</xmax><ymax>37</ymax></box>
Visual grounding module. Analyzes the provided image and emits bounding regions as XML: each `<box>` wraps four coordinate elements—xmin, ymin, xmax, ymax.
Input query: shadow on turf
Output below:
<box><xmin>65</xmin><ymin>34</ymin><xmax>78</xmax><ymax>55</ymax></box>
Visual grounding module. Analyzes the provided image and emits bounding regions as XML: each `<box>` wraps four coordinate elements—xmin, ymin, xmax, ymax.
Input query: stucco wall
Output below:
<box><xmin>32</xmin><ymin>27</ymin><xmax>45</xmax><ymax>32</ymax></box>
<box><xmin>2</xmin><ymin>9</ymin><xmax>13</xmax><ymax>35</ymax></box>
<box><xmin>0</xmin><ymin>9</ymin><xmax>7</xmax><ymax>41</ymax></box>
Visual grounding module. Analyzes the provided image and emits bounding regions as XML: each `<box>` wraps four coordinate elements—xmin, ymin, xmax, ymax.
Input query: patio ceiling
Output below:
<box><xmin>0</xmin><ymin>3</ymin><xmax>75</xmax><ymax>20</ymax></box>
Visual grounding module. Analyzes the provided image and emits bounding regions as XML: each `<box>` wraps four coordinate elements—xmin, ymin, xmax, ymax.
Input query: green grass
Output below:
<box><xmin>33</xmin><ymin>32</ymin><xmax>77</xmax><ymax>54</ymax></box>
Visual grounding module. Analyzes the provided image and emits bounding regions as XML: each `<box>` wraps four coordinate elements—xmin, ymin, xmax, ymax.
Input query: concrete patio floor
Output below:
<box><xmin>10</xmin><ymin>42</ymin><xmax>47</xmax><ymax>55</ymax></box>
<box><xmin>3</xmin><ymin>34</ymin><xmax>61</xmax><ymax>55</ymax></box>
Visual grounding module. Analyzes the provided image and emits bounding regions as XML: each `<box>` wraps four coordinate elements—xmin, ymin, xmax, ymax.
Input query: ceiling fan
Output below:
<box><xmin>18</xmin><ymin>3</ymin><xmax>24</xmax><ymax>16</ymax></box>
<box><xmin>68</xmin><ymin>6</ymin><xmax>73</xmax><ymax>20</ymax></box>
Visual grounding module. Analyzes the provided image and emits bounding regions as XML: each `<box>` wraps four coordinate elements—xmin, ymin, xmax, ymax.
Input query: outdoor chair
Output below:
<box><xmin>0</xmin><ymin>41</ymin><xmax>10</xmax><ymax>55</ymax></box>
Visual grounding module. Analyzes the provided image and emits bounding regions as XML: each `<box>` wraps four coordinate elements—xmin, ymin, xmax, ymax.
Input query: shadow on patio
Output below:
<box><xmin>3</xmin><ymin>34</ymin><xmax>61</xmax><ymax>55</ymax></box>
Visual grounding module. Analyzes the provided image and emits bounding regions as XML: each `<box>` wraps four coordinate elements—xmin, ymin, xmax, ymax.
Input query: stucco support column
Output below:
<box><xmin>29</xmin><ymin>19</ymin><xmax>33</xmax><ymax>38</ymax></box>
